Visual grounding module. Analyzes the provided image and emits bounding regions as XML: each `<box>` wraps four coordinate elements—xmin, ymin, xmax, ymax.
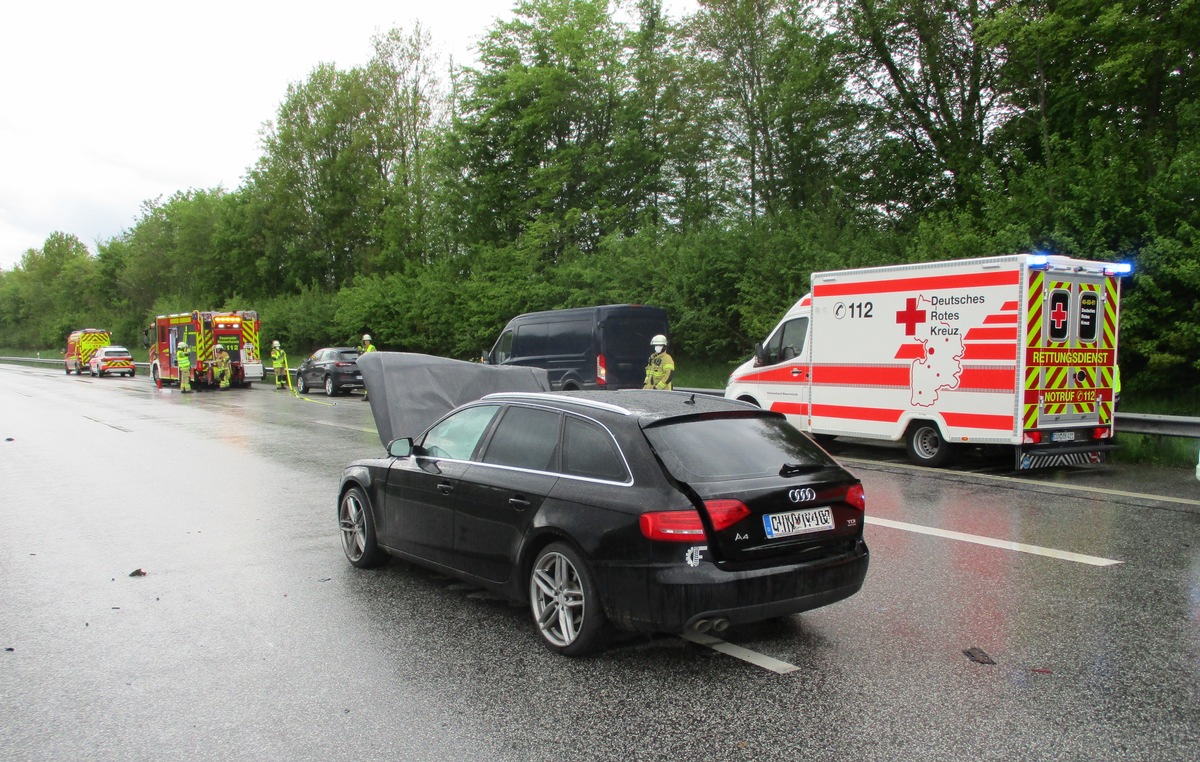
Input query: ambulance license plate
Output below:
<box><xmin>1051</xmin><ymin>431</ymin><xmax>1076</xmax><ymax>442</ymax></box>
<box><xmin>763</xmin><ymin>507</ymin><xmax>834</xmax><ymax>539</ymax></box>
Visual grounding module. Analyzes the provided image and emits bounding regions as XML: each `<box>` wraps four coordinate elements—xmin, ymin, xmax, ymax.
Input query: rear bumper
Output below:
<box><xmin>1017</xmin><ymin>442</ymin><xmax>1118</xmax><ymax>469</ymax></box>
<box><xmin>334</xmin><ymin>373</ymin><xmax>365</xmax><ymax>390</ymax></box>
<box><xmin>596</xmin><ymin>540</ymin><xmax>869</xmax><ymax>634</ymax></box>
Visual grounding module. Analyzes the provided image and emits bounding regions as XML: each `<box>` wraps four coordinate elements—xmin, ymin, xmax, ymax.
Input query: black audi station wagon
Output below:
<box><xmin>338</xmin><ymin>389</ymin><xmax>869</xmax><ymax>656</ymax></box>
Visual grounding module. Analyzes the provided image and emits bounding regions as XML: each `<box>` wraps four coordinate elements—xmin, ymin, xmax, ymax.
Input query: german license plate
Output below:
<box><xmin>1051</xmin><ymin>431</ymin><xmax>1075</xmax><ymax>442</ymax></box>
<box><xmin>763</xmin><ymin>507</ymin><xmax>834</xmax><ymax>539</ymax></box>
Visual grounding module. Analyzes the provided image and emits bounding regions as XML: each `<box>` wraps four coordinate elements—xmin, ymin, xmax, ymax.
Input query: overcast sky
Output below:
<box><xmin>0</xmin><ymin>1</ymin><xmax>524</xmax><ymax>271</ymax></box>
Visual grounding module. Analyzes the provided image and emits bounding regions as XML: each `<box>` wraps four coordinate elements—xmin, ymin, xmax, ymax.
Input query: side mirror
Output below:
<box><xmin>753</xmin><ymin>342</ymin><xmax>767</xmax><ymax>367</ymax></box>
<box><xmin>479</xmin><ymin>349</ymin><xmax>491</xmax><ymax>365</ymax></box>
<box><xmin>387</xmin><ymin>438</ymin><xmax>413</xmax><ymax>458</ymax></box>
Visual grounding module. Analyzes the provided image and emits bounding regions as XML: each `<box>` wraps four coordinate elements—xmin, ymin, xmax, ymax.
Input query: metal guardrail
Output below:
<box><xmin>0</xmin><ymin>356</ymin><xmax>290</xmax><ymax>380</ymax></box>
<box><xmin>4</xmin><ymin>358</ymin><xmax>1198</xmax><ymax>439</ymax></box>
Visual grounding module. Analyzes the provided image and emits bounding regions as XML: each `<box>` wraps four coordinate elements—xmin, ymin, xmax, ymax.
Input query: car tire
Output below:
<box><xmin>529</xmin><ymin>542</ymin><xmax>609</xmax><ymax>657</ymax></box>
<box><xmin>296</xmin><ymin>374</ymin><xmax>308</xmax><ymax>394</ymax></box>
<box><xmin>339</xmin><ymin>486</ymin><xmax>386</xmax><ymax>568</ymax></box>
<box><xmin>325</xmin><ymin>376</ymin><xmax>336</xmax><ymax>396</ymax></box>
<box><xmin>905</xmin><ymin>421</ymin><xmax>955</xmax><ymax>467</ymax></box>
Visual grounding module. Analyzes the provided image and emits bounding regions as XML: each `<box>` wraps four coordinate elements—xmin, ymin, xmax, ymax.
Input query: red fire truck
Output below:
<box><xmin>145</xmin><ymin>311</ymin><xmax>264</xmax><ymax>389</ymax></box>
<box><xmin>64</xmin><ymin>328</ymin><xmax>111</xmax><ymax>375</ymax></box>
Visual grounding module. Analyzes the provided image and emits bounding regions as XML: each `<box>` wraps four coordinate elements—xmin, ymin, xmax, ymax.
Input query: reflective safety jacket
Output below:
<box><xmin>644</xmin><ymin>351</ymin><xmax>675</xmax><ymax>390</ymax></box>
<box><xmin>176</xmin><ymin>346</ymin><xmax>192</xmax><ymax>371</ymax></box>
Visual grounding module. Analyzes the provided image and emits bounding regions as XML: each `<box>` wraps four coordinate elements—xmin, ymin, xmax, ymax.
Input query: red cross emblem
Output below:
<box><xmin>896</xmin><ymin>297</ymin><xmax>927</xmax><ymax>336</ymax></box>
<box><xmin>1050</xmin><ymin>302</ymin><xmax>1069</xmax><ymax>330</ymax></box>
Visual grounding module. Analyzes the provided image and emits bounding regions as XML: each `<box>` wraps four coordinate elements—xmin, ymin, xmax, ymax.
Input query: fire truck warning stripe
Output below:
<box><xmin>813</xmin><ymin>269</ymin><xmax>1021</xmax><ymax>297</ymax></box>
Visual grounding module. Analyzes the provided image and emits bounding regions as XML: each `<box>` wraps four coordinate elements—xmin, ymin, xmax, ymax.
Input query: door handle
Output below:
<box><xmin>508</xmin><ymin>497</ymin><xmax>531</xmax><ymax>509</ymax></box>
<box><xmin>790</xmin><ymin>367</ymin><xmax>804</xmax><ymax>378</ymax></box>
<box><xmin>437</xmin><ymin>482</ymin><xmax>454</xmax><ymax>495</ymax></box>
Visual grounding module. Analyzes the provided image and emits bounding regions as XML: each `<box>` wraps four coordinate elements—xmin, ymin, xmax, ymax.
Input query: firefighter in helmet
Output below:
<box><xmin>357</xmin><ymin>333</ymin><xmax>376</xmax><ymax>401</ymax></box>
<box><xmin>644</xmin><ymin>334</ymin><xmax>674</xmax><ymax>390</ymax></box>
<box><xmin>213</xmin><ymin>345</ymin><xmax>232</xmax><ymax>389</ymax></box>
<box><xmin>176</xmin><ymin>341</ymin><xmax>193</xmax><ymax>393</ymax></box>
<box><xmin>271</xmin><ymin>340</ymin><xmax>289</xmax><ymax>390</ymax></box>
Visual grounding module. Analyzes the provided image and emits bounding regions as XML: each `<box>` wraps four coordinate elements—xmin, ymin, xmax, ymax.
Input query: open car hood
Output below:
<box><xmin>357</xmin><ymin>352</ymin><xmax>550</xmax><ymax>447</ymax></box>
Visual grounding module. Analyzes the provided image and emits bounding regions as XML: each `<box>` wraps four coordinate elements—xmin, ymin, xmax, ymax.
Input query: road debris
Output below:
<box><xmin>129</xmin><ymin>568</ymin><xmax>147</xmax><ymax>577</ymax></box>
<box><xmin>963</xmin><ymin>647</ymin><xmax>996</xmax><ymax>665</ymax></box>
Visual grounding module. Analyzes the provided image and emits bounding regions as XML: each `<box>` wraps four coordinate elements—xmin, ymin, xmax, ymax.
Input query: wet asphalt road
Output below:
<box><xmin>1</xmin><ymin>362</ymin><xmax>1198</xmax><ymax>761</ymax></box>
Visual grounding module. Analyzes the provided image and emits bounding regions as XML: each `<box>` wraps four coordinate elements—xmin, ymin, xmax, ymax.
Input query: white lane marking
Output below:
<box><xmin>679</xmin><ymin>631</ymin><xmax>800</xmax><ymax>674</ymax></box>
<box><xmin>866</xmin><ymin>516</ymin><xmax>1122</xmax><ymax>566</ymax></box>
<box><xmin>841</xmin><ymin>456</ymin><xmax>1200</xmax><ymax>508</ymax></box>
<box><xmin>81</xmin><ymin>415</ymin><xmax>132</xmax><ymax>433</ymax></box>
<box><xmin>311</xmin><ymin>420</ymin><xmax>376</xmax><ymax>434</ymax></box>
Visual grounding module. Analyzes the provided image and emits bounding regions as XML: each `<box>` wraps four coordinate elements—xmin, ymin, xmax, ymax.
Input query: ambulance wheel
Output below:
<box><xmin>736</xmin><ymin>395</ymin><xmax>761</xmax><ymax>408</ymax></box>
<box><xmin>905</xmin><ymin>421</ymin><xmax>955</xmax><ymax>467</ymax></box>
<box><xmin>339</xmin><ymin>486</ymin><xmax>386</xmax><ymax>568</ymax></box>
<box><xmin>325</xmin><ymin>376</ymin><xmax>337</xmax><ymax>396</ymax></box>
<box><xmin>296</xmin><ymin>374</ymin><xmax>309</xmax><ymax>394</ymax></box>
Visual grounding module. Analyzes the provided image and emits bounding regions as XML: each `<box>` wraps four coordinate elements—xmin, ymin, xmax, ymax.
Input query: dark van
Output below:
<box><xmin>484</xmin><ymin>304</ymin><xmax>670</xmax><ymax>390</ymax></box>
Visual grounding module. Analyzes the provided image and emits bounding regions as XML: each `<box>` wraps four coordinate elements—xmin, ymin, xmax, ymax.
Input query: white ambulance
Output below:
<box><xmin>725</xmin><ymin>253</ymin><xmax>1131</xmax><ymax>469</ymax></box>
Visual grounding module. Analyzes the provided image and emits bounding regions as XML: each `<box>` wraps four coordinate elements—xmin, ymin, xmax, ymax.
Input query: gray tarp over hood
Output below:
<box><xmin>357</xmin><ymin>352</ymin><xmax>551</xmax><ymax>447</ymax></box>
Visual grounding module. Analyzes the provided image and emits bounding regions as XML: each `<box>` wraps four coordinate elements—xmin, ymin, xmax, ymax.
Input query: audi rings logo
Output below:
<box><xmin>788</xmin><ymin>488</ymin><xmax>817</xmax><ymax>503</ymax></box>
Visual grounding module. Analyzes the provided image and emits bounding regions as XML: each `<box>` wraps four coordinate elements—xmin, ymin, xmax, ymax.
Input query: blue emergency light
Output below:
<box><xmin>1028</xmin><ymin>253</ymin><xmax>1050</xmax><ymax>269</ymax></box>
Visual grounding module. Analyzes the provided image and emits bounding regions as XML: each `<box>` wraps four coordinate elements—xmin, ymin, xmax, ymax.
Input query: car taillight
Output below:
<box><xmin>1024</xmin><ymin>431</ymin><xmax>1043</xmax><ymax>445</ymax></box>
<box><xmin>844</xmin><ymin>483</ymin><xmax>866</xmax><ymax>512</ymax></box>
<box><xmin>596</xmin><ymin>354</ymin><xmax>607</xmax><ymax>385</ymax></box>
<box><xmin>639</xmin><ymin>500</ymin><xmax>751</xmax><ymax>542</ymax></box>
<box><xmin>335</xmin><ymin>362</ymin><xmax>354</xmax><ymax>367</ymax></box>
<box><xmin>1093</xmin><ymin>426</ymin><xmax>1110</xmax><ymax>440</ymax></box>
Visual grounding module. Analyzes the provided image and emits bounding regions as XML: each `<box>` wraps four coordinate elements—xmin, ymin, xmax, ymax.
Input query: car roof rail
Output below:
<box><xmin>483</xmin><ymin>392</ymin><xmax>633</xmax><ymax>416</ymax></box>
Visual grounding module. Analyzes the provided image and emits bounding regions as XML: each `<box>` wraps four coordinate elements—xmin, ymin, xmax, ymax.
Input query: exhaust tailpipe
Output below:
<box><xmin>712</xmin><ymin>618</ymin><xmax>730</xmax><ymax>633</ymax></box>
<box><xmin>693</xmin><ymin>619</ymin><xmax>712</xmax><ymax>633</ymax></box>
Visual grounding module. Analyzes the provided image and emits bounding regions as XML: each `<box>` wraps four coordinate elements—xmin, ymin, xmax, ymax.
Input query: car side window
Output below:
<box><xmin>493</xmin><ymin>331</ymin><xmax>514</xmax><ymax>364</ymax></box>
<box><xmin>764</xmin><ymin>317</ymin><xmax>808</xmax><ymax>365</ymax></box>
<box><xmin>561</xmin><ymin>416</ymin><xmax>628</xmax><ymax>482</ymax></box>
<box><xmin>481</xmin><ymin>406</ymin><xmax>562</xmax><ymax>472</ymax></box>
<box><xmin>420</xmin><ymin>405</ymin><xmax>501</xmax><ymax>461</ymax></box>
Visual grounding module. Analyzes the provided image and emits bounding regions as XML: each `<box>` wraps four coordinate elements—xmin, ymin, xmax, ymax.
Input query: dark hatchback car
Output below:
<box><xmin>338</xmin><ymin>389</ymin><xmax>869</xmax><ymax>656</ymax></box>
<box><xmin>296</xmin><ymin>347</ymin><xmax>363</xmax><ymax>396</ymax></box>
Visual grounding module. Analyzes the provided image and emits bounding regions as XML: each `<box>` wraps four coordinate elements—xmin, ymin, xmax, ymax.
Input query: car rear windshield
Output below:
<box><xmin>105</xmin><ymin>349</ymin><xmax>131</xmax><ymax>357</ymax></box>
<box><xmin>643</xmin><ymin>414</ymin><xmax>835</xmax><ymax>482</ymax></box>
<box><xmin>335</xmin><ymin>350</ymin><xmax>361</xmax><ymax>362</ymax></box>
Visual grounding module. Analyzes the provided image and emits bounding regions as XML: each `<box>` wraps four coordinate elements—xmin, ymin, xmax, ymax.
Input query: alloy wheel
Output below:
<box><xmin>339</xmin><ymin>491</ymin><xmax>367</xmax><ymax>562</ymax></box>
<box><xmin>530</xmin><ymin>551</ymin><xmax>586</xmax><ymax>647</ymax></box>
